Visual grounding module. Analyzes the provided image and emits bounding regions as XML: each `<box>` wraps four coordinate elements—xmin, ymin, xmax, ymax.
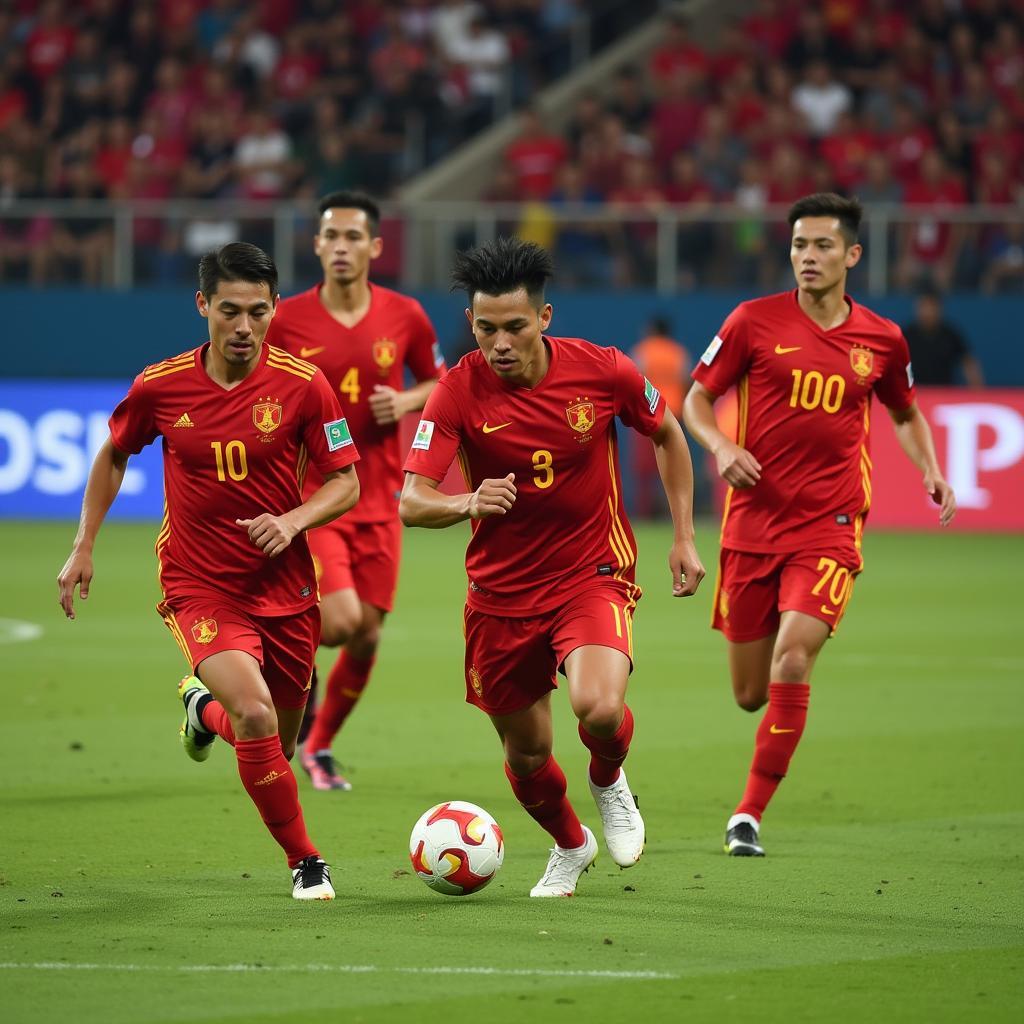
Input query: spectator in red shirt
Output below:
<box><xmin>94</xmin><ymin>116</ymin><xmax>134</xmax><ymax>194</ymax></box>
<box><xmin>986</xmin><ymin>19</ymin><xmax>1024</xmax><ymax>98</ymax></box>
<box><xmin>742</xmin><ymin>0</ymin><xmax>793</xmax><ymax>60</ymax></box>
<box><xmin>25</xmin><ymin>0</ymin><xmax>76</xmax><ymax>83</ymax></box>
<box><xmin>651</xmin><ymin>67</ymin><xmax>705</xmax><ymax>171</ymax></box>
<box><xmin>608</xmin><ymin>156</ymin><xmax>666</xmax><ymax>286</ymax></box>
<box><xmin>664</xmin><ymin>152</ymin><xmax>715</xmax><ymax>289</ymax></box>
<box><xmin>650</xmin><ymin>14</ymin><xmax>709</xmax><ymax>88</ymax></box>
<box><xmin>819</xmin><ymin>110</ymin><xmax>875</xmax><ymax>190</ymax></box>
<box><xmin>504</xmin><ymin>106</ymin><xmax>568</xmax><ymax>199</ymax></box>
<box><xmin>897</xmin><ymin>149</ymin><xmax>968</xmax><ymax>290</ymax></box>
<box><xmin>883</xmin><ymin>102</ymin><xmax>935</xmax><ymax>184</ymax></box>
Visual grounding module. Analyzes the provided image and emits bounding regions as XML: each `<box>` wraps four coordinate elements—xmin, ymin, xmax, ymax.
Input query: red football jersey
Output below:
<box><xmin>403</xmin><ymin>337</ymin><xmax>666</xmax><ymax>616</ymax></box>
<box><xmin>109</xmin><ymin>343</ymin><xmax>360</xmax><ymax>615</ymax></box>
<box><xmin>266</xmin><ymin>284</ymin><xmax>444</xmax><ymax>523</ymax></box>
<box><xmin>693</xmin><ymin>291</ymin><xmax>916</xmax><ymax>556</ymax></box>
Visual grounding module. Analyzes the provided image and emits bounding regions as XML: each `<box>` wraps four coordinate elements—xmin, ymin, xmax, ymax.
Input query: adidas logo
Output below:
<box><xmin>173</xmin><ymin>412</ymin><xmax>195</xmax><ymax>428</ymax></box>
<box><xmin>254</xmin><ymin>770</ymin><xmax>282</xmax><ymax>786</ymax></box>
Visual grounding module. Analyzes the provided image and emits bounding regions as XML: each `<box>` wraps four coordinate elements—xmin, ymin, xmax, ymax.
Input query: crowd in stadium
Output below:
<box><xmin>0</xmin><ymin>0</ymin><xmax>1022</xmax><ymax>290</ymax></box>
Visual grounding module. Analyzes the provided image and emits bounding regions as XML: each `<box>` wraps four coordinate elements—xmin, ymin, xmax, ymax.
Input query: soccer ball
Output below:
<box><xmin>409</xmin><ymin>801</ymin><xmax>504</xmax><ymax>896</ymax></box>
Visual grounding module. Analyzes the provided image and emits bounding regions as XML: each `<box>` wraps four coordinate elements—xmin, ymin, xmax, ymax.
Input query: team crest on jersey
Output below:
<box><xmin>850</xmin><ymin>346</ymin><xmax>874</xmax><ymax>379</ymax></box>
<box><xmin>566</xmin><ymin>398</ymin><xmax>595</xmax><ymax>436</ymax></box>
<box><xmin>253</xmin><ymin>400</ymin><xmax>283</xmax><ymax>434</ymax></box>
<box><xmin>468</xmin><ymin>666</ymin><xmax>484</xmax><ymax>698</ymax></box>
<box><xmin>373</xmin><ymin>337</ymin><xmax>397</xmax><ymax>372</ymax></box>
<box><xmin>191</xmin><ymin>618</ymin><xmax>218</xmax><ymax>645</ymax></box>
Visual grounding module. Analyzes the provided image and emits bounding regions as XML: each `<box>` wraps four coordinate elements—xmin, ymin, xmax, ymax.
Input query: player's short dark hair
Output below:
<box><xmin>451</xmin><ymin>236</ymin><xmax>555</xmax><ymax>308</ymax></box>
<box><xmin>317</xmin><ymin>190</ymin><xmax>380</xmax><ymax>235</ymax></box>
<box><xmin>788</xmin><ymin>192</ymin><xmax>863</xmax><ymax>246</ymax></box>
<box><xmin>198</xmin><ymin>242</ymin><xmax>278</xmax><ymax>299</ymax></box>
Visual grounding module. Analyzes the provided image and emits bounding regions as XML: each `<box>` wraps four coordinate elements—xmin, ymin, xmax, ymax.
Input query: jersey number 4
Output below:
<box><xmin>339</xmin><ymin>367</ymin><xmax>360</xmax><ymax>404</ymax></box>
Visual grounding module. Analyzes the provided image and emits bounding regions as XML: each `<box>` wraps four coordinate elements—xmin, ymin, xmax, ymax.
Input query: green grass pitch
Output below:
<box><xmin>1</xmin><ymin>520</ymin><xmax>1021</xmax><ymax>1023</ymax></box>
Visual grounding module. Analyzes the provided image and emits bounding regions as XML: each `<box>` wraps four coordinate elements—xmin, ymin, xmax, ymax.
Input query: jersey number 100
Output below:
<box><xmin>789</xmin><ymin>369</ymin><xmax>845</xmax><ymax>414</ymax></box>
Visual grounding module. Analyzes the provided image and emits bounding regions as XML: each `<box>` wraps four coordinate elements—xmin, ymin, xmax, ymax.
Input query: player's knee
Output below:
<box><xmin>576</xmin><ymin>698</ymin><xmax>622</xmax><ymax>738</ymax></box>
<box><xmin>735</xmin><ymin>690</ymin><xmax>767</xmax><ymax>712</ymax></box>
<box><xmin>320</xmin><ymin>612</ymin><xmax>358</xmax><ymax>648</ymax></box>
<box><xmin>774</xmin><ymin>647</ymin><xmax>811</xmax><ymax>683</ymax></box>
<box><xmin>505</xmin><ymin>749</ymin><xmax>551</xmax><ymax>777</ymax></box>
<box><xmin>231</xmin><ymin>700</ymin><xmax>278</xmax><ymax>738</ymax></box>
<box><xmin>347</xmin><ymin>624</ymin><xmax>381</xmax><ymax>660</ymax></box>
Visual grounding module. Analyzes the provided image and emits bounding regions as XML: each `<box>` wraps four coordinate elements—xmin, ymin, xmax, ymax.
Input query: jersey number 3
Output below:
<box><xmin>532</xmin><ymin>449</ymin><xmax>554</xmax><ymax>489</ymax></box>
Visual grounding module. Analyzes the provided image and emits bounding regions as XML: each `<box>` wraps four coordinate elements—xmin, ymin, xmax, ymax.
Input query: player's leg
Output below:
<box><xmin>466</xmin><ymin>605</ymin><xmax>596</xmax><ymax>896</ymax></box>
<box><xmin>726</xmin><ymin>549</ymin><xmax>858</xmax><ymax>855</ymax></box>
<box><xmin>557</xmin><ymin>585</ymin><xmax>645</xmax><ymax>867</ymax></box>
<box><xmin>302</xmin><ymin>520</ymin><xmax>398</xmax><ymax>790</ymax></box>
<box><xmin>490</xmin><ymin>696</ymin><xmax>598</xmax><ymax>898</ymax></box>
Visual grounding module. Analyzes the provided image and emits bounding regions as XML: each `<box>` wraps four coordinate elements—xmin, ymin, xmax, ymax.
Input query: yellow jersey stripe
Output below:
<box><xmin>605</xmin><ymin>437</ymin><xmax>635</xmax><ymax>571</ymax></box>
<box><xmin>266</xmin><ymin>357</ymin><xmax>315</xmax><ymax>381</ymax></box>
<box><xmin>266</xmin><ymin>352</ymin><xmax>316</xmax><ymax>376</ymax></box>
<box><xmin>720</xmin><ymin>376</ymin><xmax>749</xmax><ymax>543</ymax></box>
<box><xmin>144</xmin><ymin>353</ymin><xmax>194</xmax><ymax>377</ymax></box>
<box><xmin>456</xmin><ymin>447</ymin><xmax>472</xmax><ymax>491</ymax></box>
<box><xmin>144</xmin><ymin>362</ymin><xmax>195</xmax><ymax>382</ymax></box>
<box><xmin>266</xmin><ymin>345</ymin><xmax>318</xmax><ymax>374</ymax></box>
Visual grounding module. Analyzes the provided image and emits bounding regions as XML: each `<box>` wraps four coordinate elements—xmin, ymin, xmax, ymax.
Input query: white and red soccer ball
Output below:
<box><xmin>409</xmin><ymin>801</ymin><xmax>504</xmax><ymax>896</ymax></box>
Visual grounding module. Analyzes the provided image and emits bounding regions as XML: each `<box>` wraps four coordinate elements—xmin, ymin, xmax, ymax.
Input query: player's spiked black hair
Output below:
<box><xmin>451</xmin><ymin>236</ymin><xmax>555</xmax><ymax>307</ymax></box>
<box><xmin>788</xmin><ymin>192</ymin><xmax>863</xmax><ymax>246</ymax></box>
<box><xmin>317</xmin><ymin>190</ymin><xmax>381</xmax><ymax>235</ymax></box>
<box><xmin>198</xmin><ymin>242</ymin><xmax>278</xmax><ymax>299</ymax></box>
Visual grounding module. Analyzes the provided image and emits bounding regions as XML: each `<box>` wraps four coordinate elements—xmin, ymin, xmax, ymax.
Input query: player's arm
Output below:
<box><xmin>399</xmin><ymin>471</ymin><xmax>516</xmax><ymax>529</ymax></box>
<box><xmin>683</xmin><ymin>382</ymin><xmax>762</xmax><ymax>487</ymax></box>
<box><xmin>888</xmin><ymin>402</ymin><xmax>957</xmax><ymax>526</ymax></box>
<box><xmin>649</xmin><ymin>413</ymin><xmax>706</xmax><ymax>597</ymax></box>
<box><xmin>57</xmin><ymin>436</ymin><xmax>130</xmax><ymax>619</ymax></box>
<box><xmin>238</xmin><ymin>465</ymin><xmax>359</xmax><ymax>559</ymax></box>
<box><xmin>368</xmin><ymin>377</ymin><xmax>439</xmax><ymax>426</ymax></box>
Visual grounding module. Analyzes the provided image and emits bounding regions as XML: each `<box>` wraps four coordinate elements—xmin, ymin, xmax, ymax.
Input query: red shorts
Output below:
<box><xmin>157</xmin><ymin>592</ymin><xmax>320</xmax><ymax>709</ymax></box>
<box><xmin>308</xmin><ymin>517</ymin><xmax>401</xmax><ymax>612</ymax></box>
<box><xmin>712</xmin><ymin>547</ymin><xmax>861</xmax><ymax>642</ymax></box>
<box><xmin>463</xmin><ymin>581</ymin><xmax>639</xmax><ymax>717</ymax></box>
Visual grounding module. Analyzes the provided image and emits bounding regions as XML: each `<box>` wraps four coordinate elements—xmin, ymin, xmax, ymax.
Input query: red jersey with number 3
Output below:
<box><xmin>266</xmin><ymin>284</ymin><xmax>444</xmax><ymax>522</ymax></box>
<box><xmin>108</xmin><ymin>343</ymin><xmax>359</xmax><ymax>615</ymax></box>
<box><xmin>693</xmin><ymin>291</ymin><xmax>915</xmax><ymax>555</ymax></box>
<box><xmin>403</xmin><ymin>337</ymin><xmax>666</xmax><ymax>616</ymax></box>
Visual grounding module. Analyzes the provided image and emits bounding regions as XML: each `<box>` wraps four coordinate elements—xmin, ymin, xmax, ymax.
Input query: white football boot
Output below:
<box><xmin>291</xmin><ymin>856</ymin><xmax>335</xmax><ymax>900</ymax></box>
<box><xmin>529</xmin><ymin>825</ymin><xmax>598</xmax><ymax>897</ymax></box>
<box><xmin>589</xmin><ymin>768</ymin><xmax>645</xmax><ymax>867</ymax></box>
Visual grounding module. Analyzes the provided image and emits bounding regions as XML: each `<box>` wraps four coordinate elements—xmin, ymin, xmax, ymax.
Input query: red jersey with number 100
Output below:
<box><xmin>693</xmin><ymin>291</ymin><xmax>915</xmax><ymax>556</ymax></box>
<box><xmin>266</xmin><ymin>284</ymin><xmax>444</xmax><ymax>522</ymax></box>
<box><xmin>403</xmin><ymin>337</ymin><xmax>666</xmax><ymax>616</ymax></box>
<box><xmin>108</xmin><ymin>343</ymin><xmax>360</xmax><ymax>615</ymax></box>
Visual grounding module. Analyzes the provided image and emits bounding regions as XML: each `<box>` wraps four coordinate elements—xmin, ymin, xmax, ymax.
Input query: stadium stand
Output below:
<box><xmin>0</xmin><ymin>0</ymin><xmax>1021</xmax><ymax>290</ymax></box>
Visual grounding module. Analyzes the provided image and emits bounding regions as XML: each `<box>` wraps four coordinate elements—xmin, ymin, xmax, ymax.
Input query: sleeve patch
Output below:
<box><xmin>412</xmin><ymin>419</ymin><xmax>435</xmax><ymax>450</ymax></box>
<box><xmin>906</xmin><ymin>362</ymin><xmax>914</xmax><ymax>388</ymax></box>
<box><xmin>701</xmin><ymin>335</ymin><xmax>724</xmax><ymax>366</ymax></box>
<box><xmin>324</xmin><ymin>418</ymin><xmax>353</xmax><ymax>451</ymax></box>
<box><xmin>431</xmin><ymin>341</ymin><xmax>444</xmax><ymax>368</ymax></box>
<box><xmin>643</xmin><ymin>377</ymin><xmax>661</xmax><ymax>415</ymax></box>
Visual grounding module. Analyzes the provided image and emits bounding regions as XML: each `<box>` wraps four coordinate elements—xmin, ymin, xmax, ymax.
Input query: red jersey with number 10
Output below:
<box><xmin>692</xmin><ymin>291</ymin><xmax>915</xmax><ymax>556</ymax></box>
<box><xmin>267</xmin><ymin>284</ymin><xmax>444</xmax><ymax>522</ymax></box>
<box><xmin>108</xmin><ymin>343</ymin><xmax>359</xmax><ymax>615</ymax></box>
<box><xmin>403</xmin><ymin>337</ymin><xmax>666</xmax><ymax>616</ymax></box>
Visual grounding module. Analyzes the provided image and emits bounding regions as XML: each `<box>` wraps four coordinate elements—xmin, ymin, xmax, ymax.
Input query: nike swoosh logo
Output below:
<box><xmin>774</xmin><ymin>344</ymin><xmax>801</xmax><ymax>355</ymax></box>
<box><xmin>482</xmin><ymin>422</ymin><xmax>512</xmax><ymax>433</ymax></box>
<box><xmin>769</xmin><ymin>724</ymin><xmax>796</xmax><ymax>734</ymax></box>
<box><xmin>300</xmin><ymin>346</ymin><xmax>325</xmax><ymax>358</ymax></box>
<box><xmin>819</xmin><ymin>605</ymin><xmax>836</xmax><ymax>616</ymax></box>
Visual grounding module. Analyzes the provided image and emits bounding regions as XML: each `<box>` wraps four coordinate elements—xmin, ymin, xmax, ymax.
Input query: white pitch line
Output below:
<box><xmin>0</xmin><ymin>618</ymin><xmax>43</xmax><ymax>645</ymax></box>
<box><xmin>0</xmin><ymin>962</ymin><xmax>678</xmax><ymax>981</ymax></box>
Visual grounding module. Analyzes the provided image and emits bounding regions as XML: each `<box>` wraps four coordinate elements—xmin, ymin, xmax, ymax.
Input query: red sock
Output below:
<box><xmin>235</xmin><ymin>735</ymin><xmax>318</xmax><ymax>868</ymax></box>
<box><xmin>504</xmin><ymin>757</ymin><xmax>585</xmax><ymax>849</ymax></box>
<box><xmin>579</xmin><ymin>704</ymin><xmax>634</xmax><ymax>787</ymax></box>
<box><xmin>735</xmin><ymin>682</ymin><xmax>811</xmax><ymax>821</ymax></box>
<box><xmin>199</xmin><ymin>698</ymin><xmax>236</xmax><ymax>746</ymax></box>
<box><xmin>305</xmin><ymin>652</ymin><xmax>375</xmax><ymax>752</ymax></box>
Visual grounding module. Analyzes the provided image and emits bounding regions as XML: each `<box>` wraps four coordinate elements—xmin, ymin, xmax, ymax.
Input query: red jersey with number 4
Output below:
<box><xmin>108</xmin><ymin>343</ymin><xmax>359</xmax><ymax>615</ymax></box>
<box><xmin>693</xmin><ymin>291</ymin><xmax>915</xmax><ymax>556</ymax></box>
<box><xmin>403</xmin><ymin>337</ymin><xmax>665</xmax><ymax>616</ymax></box>
<box><xmin>267</xmin><ymin>284</ymin><xmax>444</xmax><ymax>522</ymax></box>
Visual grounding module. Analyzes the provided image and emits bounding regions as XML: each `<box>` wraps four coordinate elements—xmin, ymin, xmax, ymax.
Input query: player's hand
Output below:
<box><xmin>670</xmin><ymin>538</ymin><xmax>706</xmax><ymax>598</ymax></box>
<box><xmin>368</xmin><ymin>385</ymin><xmax>408</xmax><ymax>425</ymax></box>
<box><xmin>57</xmin><ymin>548</ymin><xmax>93</xmax><ymax>620</ymax></box>
<box><xmin>469</xmin><ymin>474</ymin><xmax>516</xmax><ymax>519</ymax></box>
<box><xmin>236</xmin><ymin>514</ymin><xmax>299</xmax><ymax>558</ymax></box>
<box><xmin>925</xmin><ymin>472</ymin><xmax>957</xmax><ymax>527</ymax></box>
<box><xmin>714</xmin><ymin>441</ymin><xmax>761</xmax><ymax>488</ymax></box>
